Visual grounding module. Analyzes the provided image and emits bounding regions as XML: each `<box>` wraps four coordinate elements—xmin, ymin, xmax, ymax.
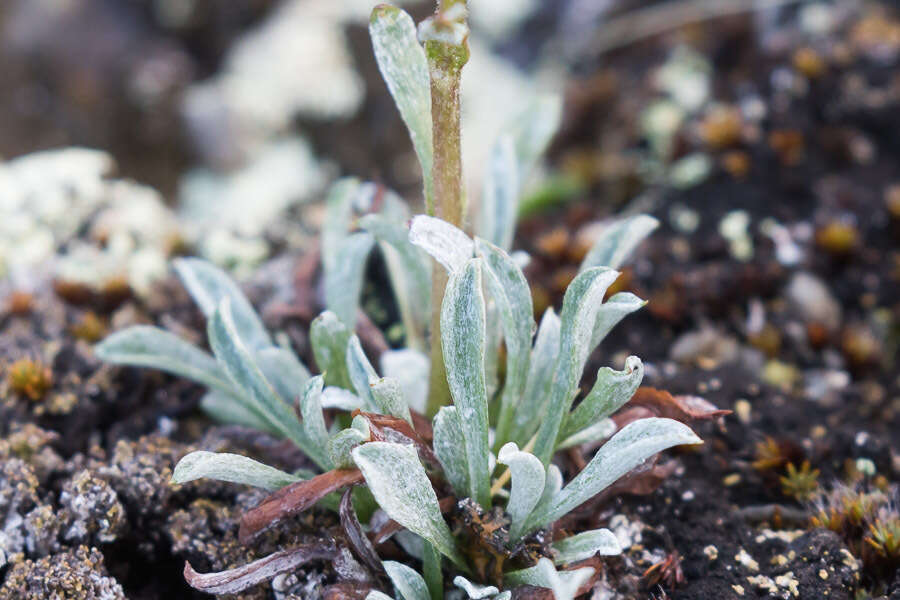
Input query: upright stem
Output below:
<box><xmin>423</xmin><ymin>1</ymin><xmax>469</xmax><ymax>418</ymax></box>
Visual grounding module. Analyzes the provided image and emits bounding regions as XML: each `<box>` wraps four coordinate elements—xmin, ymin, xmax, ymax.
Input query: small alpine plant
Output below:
<box><xmin>96</xmin><ymin>2</ymin><xmax>702</xmax><ymax>598</ymax></box>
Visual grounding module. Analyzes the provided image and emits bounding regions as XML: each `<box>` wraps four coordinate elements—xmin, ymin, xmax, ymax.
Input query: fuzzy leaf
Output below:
<box><xmin>311</xmin><ymin>311</ymin><xmax>353</xmax><ymax>389</ymax></box>
<box><xmin>371</xmin><ymin>377</ymin><xmax>412</xmax><ymax>424</ymax></box>
<box><xmin>347</xmin><ymin>335</ymin><xmax>379</xmax><ymax>411</ymax></box>
<box><xmin>325</xmin><ymin>232</ymin><xmax>375</xmax><ymax>329</ymax></box>
<box><xmin>323</xmin><ymin>177</ymin><xmax>361</xmax><ymax>274</ymax></box>
<box><xmin>424</xmin><ymin>543</ymin><xmax>443</xmax><ymax>600</ymax></box>
<box><xmin>172</xmin><ymin>451</ymin><xmax>300</xmax><ymax>491</ymax></box>
<box><xmin>556</xmin><ymin>419</ymin><xmax>616</xmax><ymax>451</ymax></box>
<box><xmin>173</xmin><ymin>258</ymin><xmax>272</xmax><ymax>350</ymax></box>
<box><xmin>209</xmin><ymin>299</ymin><xmax>326</xmax><ymax>469</ymax></box>
<box><xmin>579</xmin><ymin>215</ymin><xmax>659</xmax><ymax>272</ymax></box>
<box><xmin>510</xmin><ymin>95</ymin><xmax>563</xmax><ymax>176</ymax></box>
<box><xmin>381</xmin><ymin>349</ymin><xmax>429</xmax><ymax>414</ymax></box>
<box><xmin>510</xmin><ymin>308</ymin><xmax>561</xmax><ymax>444</ymax></box>
<box><xmin>322</xmin><ymin>386</ymin><xmax>365</xmax><ymax>411</ymax></box>
<box><xmin>497</xmin><ymin>443</ymin><xmax>545</xmax><ymax>541</ymax></box>
<box><xmin>369</xmin><ymin>6</ymin><xmax>433</xmax><ymax>204</ymax></box>
<box><xmin>536</xmin><ymin>464</ymin><xmax>563</xmax><ymax>513</ymax></box>
<box><xmin>329</xmin><ymin>416</ymin><xmax>371</xmax><ymax>469</ymax></box>
<box><xmin>441</xmin><ymin>258</ymin><xmax>492</xmax><ymax>507</ymax></box>
<box><xmin>505</xmin><ymin>558</ymin><xmax>593</xmax><ymax>600</ymax></box>
<box><xmin>589</xmin><ymin>292</ymin><xmax>646</xmax><ymax>353</ymax></box>
<box><xmin>199</xmin><ymin>390</ymin><xmax>280</xmax><ymax>434</ymax></box>
<box><xmin>479</xmin><ymin>135</ymin><xmax>519</xmax><ymax>251</ymax></box>
<box><xmin>563</xmin><ymin>356</ymin><xmax>643</xmax><ymax>439</ymax></box>
<box><xmin>300</xmin><ymin>376</ymin><xmax>331</xmax><ymax>467</ymax></box>
<box><xmin>409</xmin><ymin>215</ymin><xmax>474</xmax><ymax>274</ymax></box>
<box><xmin>526</xmin><ymin>418</ymin><xmax>702</xmax><ymax>532</ymax></box>
<box><xmin>255</xmin><ymin>346</ymin><xmax>312</xmax><ymax>406</ymax></box>
<box><xmin>475</xmin><ymin>238</ymin><xmax>534</xmax><ymax>447</ymax></box>
<box><xmin>551</xmin><ymin>529</ymin><xmax>621</xmax><ymax>565</ymax></box>
<box><xmin>453</xmin><ymin>576</ymin><xmax>499</xmax><ymax>600</ymax></box>
<box><xmin>351</xmin><ymin>442</ymin><xmax>464</xmax><ymax>568</ymax></box>
<box><xmin>95</xmin><ymin>326</ymin><xmax>231</xmax><ymax>394</ymax></box>
<box><xmin>432</xmin><ymin>406</ymin><xmax>469</xmax><ymax>499</ymax></box>
<box><xmin>532</xmin><ymin>268</ymin><xmax>621</xmax><ymax>465</ymax></box>
<box><xmin>368</xmin><ymin>593</ymin><xmax>395</xmax><ymax>600</ymax></box>
<box><xmin>360</xmin><ymin>213</ymin><xmax>431</xmax><ymax>352</ymax></box>
<box><xmin>384</xmin><ymin>561</ymin><xmax>431</xmax><ymax>600</ymax></box>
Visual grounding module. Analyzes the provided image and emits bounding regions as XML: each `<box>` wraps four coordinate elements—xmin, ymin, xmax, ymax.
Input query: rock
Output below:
<box><xmin>0</xmin><ymin>545</ymin><xmax>126</xmax><ymax>599</ymax></box>
<box><xmin>786</xmin><ymin>272</ymin><xmax>842</xmax><ymax>333</ymax></box>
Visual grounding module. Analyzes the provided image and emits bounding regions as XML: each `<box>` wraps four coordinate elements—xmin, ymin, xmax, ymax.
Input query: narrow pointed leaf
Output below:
<box><xmin>532</xmin><ymin>267</ymin><xmax>621</xmax><ymax>465</ymax></box>
<box><xmin>453</xmin><ymin>576</ymin><xmax>499</xmax><ymax>600</ymax></box>
<box><xmin>360</xmin><ymin>213</ymin><xmax>431</xmax><ymax>351</ymax></box>
<box><xmin>556</xmin><ymin>419</ymin><xmax>616</xmax><ymax>451</ymax></box>
<box><xmin>409</xmin><ymin>215</ymin><xmax>474</xmax><ymax>274</ymax></box>
<box><xmin>172</xmin><ymin>451</ymin><xmax>300</xmax><ymax>491</ymax></box>
<box><xmin>510</xmin><ymin>95</ymin><xmax>563</xmax><ymax>176</ymax></box>
<box><xmin>475</xmin><ymin>238</ymin><xmax>534</xmax><ymax>448</ymax></box>
<box><xmin>311</xmin><ymin>311</ymin><xmax>353</xmax><ymax>389</ymax></box>
<box><xmin>371</xmin><ymin>377</ymin><xmax>412</xmax><ymax>424</ymax></box>
<box><xmin>441</xmin><ymin>258</ymin><xmax>491</xmax><ymax>507</ymax></box>
<box><xmin>325</xmin><ymin>232</ymin><xmax>375</xmax><ymax>329</ymax></box>
<box><xmin>351</xmin><ymin>442</ymin><xmax>464</xmax><ymax>568</ymax></box>
<box><xmin>173</xmin><ymin>258</ymin><xmax>272</xmax><ymax>349</ymax></box>
<box><xmin>526</xmin><ymin>418</ymin><xmax>702</xmax><ymax>532</ymax></box>
<box><xmin>255</xmin><ymin>346</ymin><xmax>312</xmax><ymax>406</ymax></box>
<box><xmin>432</xmin><ymin>406</ymin><xmax>469</xmax><ymax>498</ymax></box>
<box><xmin>505</xmin><ymin>558</ymin><xmax>593</xmax><ymax>600</ymax></box>
<box><xmin>347</xmin><ymin>335</ymin><xmax>379</xmax><ymax>411</ymax></box>
<box><xmin>510</xmin><ymin>308</ymin><xmax>561</xmax><ymax>444</ymax></box>
<box><xmin>95</xmin><ymin>326</ymin><xmax>231</xmax><ymax>394</ymax></box>
<box><xmin>563</xmin><ymin>356</ymin><xmax>643</xmax><ymax>439</ymax></box>
<box><xmin>209</xmin><ymin>299</ymin><xmax>325</xmax><ymax>469</ymax></box>
<box><xmin>579</xmin><ymin>215</ymin><xmax>659</xmax><ymax>272</ymax></box>
<box><xmin>497</xmin><ymin>443</ymin><xmax>546</xmax><ymax>541</ymax></box>
<box><xmin>300</xmin><ymin>376</ymin><xmax>331</xmax><ymax>468</ymax></box>
<box><xmin>384</xmin><ymin>561</ymin><xmax>431</xmax><ymax>600</ymax></box>
<box><xmin>551</xmin><ymin>529</ymin><xmax>621</xmax><ymax>565</ymax></box>
<box><xmin>589</xmin><ymin>292</ymin><xmax>646</xmax><ymax>353</ymax></box>
<box><xmin>199</xmin><ymin>390</ymin><xmax>280</xmax><ymax>434</ymax></box>
<box><xmin>369</xmin><ymin>6</ymin><xmax>433</xmax><ymax>204</ymax></box>
<box><xmin>323</xmin><ymin>177</ymin><xmax>362</xmax><ymax>274</ymax></box>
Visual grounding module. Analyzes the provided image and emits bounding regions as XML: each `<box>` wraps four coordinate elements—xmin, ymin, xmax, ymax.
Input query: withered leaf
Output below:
<box><xmin>340</xmin><ymin>488</ymin><xmax>383</xmax><ymax>575</ymax></box>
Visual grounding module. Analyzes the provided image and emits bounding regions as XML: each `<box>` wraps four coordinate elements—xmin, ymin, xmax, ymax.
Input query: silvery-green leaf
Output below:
<box><xmin>321</xmin><ymin>387</ymin><xmax>364</xmax><ymax>411</ymax></box>
<box><xmin>351</xmin><ymin>442</ymin><xmax>464</xmax><ymax>568</ymax></box>
<box><xmin>424</xmin><ymin>543</ymin><xmax>443</xmax><ymax>600</ymax></box>
<box><xmin>479</xmin><ymin>135</ymin><xmax>519</xmax><ymax>251</ymax></box>
<box><xmin>551</xmin><ymin>529</ymin><xmax>621</xmax><ymax>565</ymax></box>
<box><xmin>441</xmin><ymin>258</ymin><xmax>491</xmax><ymax>507</ymax></box>
<box><xmin>562</xmin><ymin>356</ymin><xmax>643</xmax><ymax>439</ymax></box>
<box><xmin>323</xmin><ymin>177</ymin><xmax>361</xmax><ymax>274</ymax></box>
<box><xmin>371</xmin><ymin>377</ymin><xmax>412</xmax><ymax>424</ymax></box>
<box><xmin>173</xmin><ymin>258</ymin><xmax>272</xmax><ymax>350</ymax></box>
<box><xmin>510</xmin><ymin>308</ymin><xmax>561</xmax><ymax>444</ymax></box>
<box><xmin>394</xmin><ymin>530</ymin><xmax>424</xmax><ymax>559</ymax></box>
<box><xmin>578</xmin><ymin>215</ymin><xmax>659</xmax><ymax>272</ymax></box>
<box><xmin>556</xmin><ymin>419</ymin><xmax>616</xmax><ymax>451</ymax></box>
<box><xmin>199</xmin><ymin>390</ymin><xmax>280</xmax><ymax>434</ymax></box>
<box><xmin>325</xmin><ymin>232</ymin><xmax>375</xmax><ymax>329</ymax></box>
<box><xmin>483</xmin><ymin>301</ymin><xmax>502</xmax><ymax>403</ymax></box>
<box><xmin>589</xmin><ymin>292</ymin><xmax>646</xmax><ymax>353</ymax></box>
<box><xmin>453</xmin><ymin>576</ymin><xmax>499</xmax><ymax>600</ymax></box>
<box><xmin>311</xmin><ymin>311</ymin><xmax>352</xmax><ymax>390</ymax></box>
<box><xmin>381</xmin><ymin>350</ymin><xmax>429</xmax><ymax>414</ymax></box>
<box><xmin>526</xmin><ymin>418</ymin><xmax>702</xmax><ymax>532</ymax></box>
<box><xmin>209</xmin><ymin>299</ymin><xmax>327</xmax><ymax>469</ymax></box>
<box><xmin>172</xmin><ymin>451</ymin><xmax>300</xmax><ymax>491</ymax></box>
<box><xmin>505</xmin><ymin>558</ymin><xmax>593</xmax><ymax>600</ymax></box>
<box><xmin>432</xmin><ymin>406</ymin><xmax>469</xmax><ymax>499</ymax></box>
<box><xmin>510</xmin><ymin>95</ymin><xmax>563</xmax><ymax>176</ymax></box>
<box><xmin>409</xmin><ymin>215</ymin><xmax>474</xmax><ymax>274</ymax></box>
<box><xmin>95</xmin><ymin>326</ymin><xmax>231</xmax><ymax>394</ymax></box>
<box><xmin>475</xmin><ymin>238</ymin><xmax>534</xmax><ymax>447</ymax></box>
<box><xmin>255</xmin><ymin>346</ymin><xmax>311</xmax><ymax>407</ymax></box>
<box><xmin>383</xmin><ymin>560</ymin><xmax>431</xmax><ymax>600</ymax></box>
<box><xmin>329</xmin><ymin>418</ymin><xmax>370</xmax><ymax>469</ymax></box>
<box><xmin>300</xmin><ymin>376</ymin><xmax>330</xmax><ymax>467</ymax></box>
<box><xmin>536</xmin><ymin>464</ymin><xmax>563</xmax><ymax>513</ymax></box>
<box><xmin>494</xmin><ymin>593</ymin><xmax>511</xmax><ymax>600</ymax></box>
<box><xmin>497</xmin><ymin>443</ymin><xmax>545</xmax><ymax>542</ymax></box>
<box><xmin>367</xmin><ymin>592</ymin><xmax>395</xmax><ymax>600</ymax></box>
<box><xmin>369</xmin><ymin>6</ymin><xmax>433</xmax><ymax>204</ymax></box>
<box><xmin>360</xmin><ymin>214</ymin><xmax>431</xmax><ymax>352</ymax></box>
<box><xmin>346</xmin><ymin>335</ymin><xmax>379</xmax><ymax>411</ymax></box>
<box><xmin>532</xmin><ymin>267</ymin><xmax>621</xmax><ymax>465</ymax></box>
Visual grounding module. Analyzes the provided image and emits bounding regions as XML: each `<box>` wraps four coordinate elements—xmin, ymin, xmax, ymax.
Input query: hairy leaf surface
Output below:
<box><xmin>172</xmin><ymin>451</ymin><xmax>300</xmax><ymax>491</ymax></box>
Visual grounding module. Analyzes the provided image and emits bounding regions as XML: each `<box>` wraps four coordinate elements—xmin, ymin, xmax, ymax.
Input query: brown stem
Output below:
<box><xmin>424</xmin><ymin>0</ymin><xmax>469</xmax><ymax>418</ymax></box>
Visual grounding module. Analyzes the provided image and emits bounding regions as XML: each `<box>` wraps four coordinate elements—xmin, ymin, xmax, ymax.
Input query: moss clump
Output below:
<box><xmin>6</xmin><ymin>359</ymin><xmax>53</xmax><ymax>401</ymax></box>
